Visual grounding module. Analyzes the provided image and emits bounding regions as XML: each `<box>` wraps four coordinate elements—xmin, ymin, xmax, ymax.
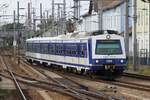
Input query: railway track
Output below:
<box><xmin>0</xmin><ymin>52</ymin><xmax>118</xmax><ymax>100</ymax></box>
<box><xmin>111</xmin><ymin>72</ymin><xmax>150</xmax><ymax>92</ymax></box>
<box><xmin>0</xmin><ymin>50</ymin><xmax>83</xmax><ymax>100</ymax></box>
<box><xmin>123</xmin><ymin>72</ymin><xmax>150</xmax><ymax>80</ymax></box>
<box><xmin>111</xmin><ymin>79</ymin><xmax>150</xmax><ymax>92</ymax></box>
<box><xmin>0</xmin><ymin>54</ymin><xmax>27</xmax><ymax>100</ymax></box>
<box><xmin>17</xmin><ymin>54</ymin><xmax>150</xmax><ymax>99</ymax></box>
<box><xmin>52</xmin><ymin>69</ymin><xmax>150</xmax><ymax>92</ymax></box>
<box><xmin>22</xmin><ymin>60</ymin><xmax>122</xmax><ymax>100</ymax></box>
<box><xmin>23</xmin><ymin>59</ymin><xmax>150</xmax><ymax>93</ymax></box>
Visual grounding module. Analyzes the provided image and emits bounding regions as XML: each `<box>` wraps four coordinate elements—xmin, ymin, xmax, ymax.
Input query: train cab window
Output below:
<box><xmin>95</xmin><ymin>40</ymin><xmax>122</xmax><ymax>55</ymax></box>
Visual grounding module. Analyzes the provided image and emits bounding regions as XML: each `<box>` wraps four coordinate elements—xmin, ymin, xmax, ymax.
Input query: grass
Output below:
<box><xmin>127</xmin><ymin>64</ymin><xmax>150</xmax><ymax>76</ymax></box>
<box><xmin>0</xmin><ymin>89</ymin><xmax>22</xmax><ymax>100</ymax></box>
<box><xmin>0</xmin><ymin>89</ymin><xmax>11</xmax><ymax>100</ymax></box>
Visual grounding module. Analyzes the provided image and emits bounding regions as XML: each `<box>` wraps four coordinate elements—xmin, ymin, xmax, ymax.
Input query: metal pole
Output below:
<box><xmin>98</xmin><ymin>0</ymin><xmax>103</xmax><ymax>31</ymax></box>
<box><xmin>17</xmin><ymin>1</ymin><xmax>20</xmax><ymax>64</ymax></box>
<box><xmin>52</xmin><ymin>0</ymin><xmax>54</xmax><ymax>18</ymax></box>
<box><xmin>57</xmin><ymin>4</ymin><xmax>60</xmax><ymax>36</ymax></box>
<box><xmin>46</xmin><ymin>10</ymin><xmax>49</xmax><ymax>22</ymax></box>
<box><xmin>61</xmin><ymin>8</ymin><xmax>63</xmax><ymax>34</ymax></box>
<box><xmin>133</xmin><ymin>0</ymin><xmax>137</xmax><ymax>70</ymax></box>
<box><xmin>17</xmin><ymin>1</ymin><xmax>19</xmax><ymax>24</ymax></box>
<box><xmin>125</xmin><ymin>0</ymin><xmax>129</xmax><ymax>66</ymax></box>
<box><xmin>33</xmin><ymin>8</ymin><xmax>36</xmax><ymax>33</ymax></box>
<box><xmin>149</xmin><ymin>2</ymin><xmax>150</xmax><ymax>65</ymax></box>
<box><xmin>74</xmin><ymin>0</ymin><xmax>79</xmax><ymax>20</ymax></box>
<box><xmin>46</xmin><ymin>10</ymin><xmax>49</xmax><ymax>32</ymax></box>
<box><xmin>78</xmin><ymin>0</ymin><xmax>80</xmax><ymax>19</ymax></box>
<box><xmin>43</xmin><ymin>12</ymin><xmax>46</xmax><ymax>33</ymax></box>
<box><xmin>52</xmin><ymin>0</ymin><xmax>55</xmax><ymax>36</ymax></box>
<box><xmin>13</xmin><ymin>10</ymin><xmax>16</xmax><ymax>60</ymax></box>
<box><xmin>28</xmin><ymin>3</ymin><xmax>31</xmax><ymax>30</ymax></box>
<box><xmin>63</xmin><ymin>0</ymin><xmax>66</xmax><ymax>34</ymax></box>
<box><xmin>55</xmin><ymin>3</ymin><xmax>64</xmax><ymax>35</ymax></box>
<box><xmin>40</xmin><ymin>3</ymin><xmax>43</xmax><ymax>24</ymax></box>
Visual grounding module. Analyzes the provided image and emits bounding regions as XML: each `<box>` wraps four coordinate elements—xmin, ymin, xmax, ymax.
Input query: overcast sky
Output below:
<box><xmin>0</xmin><ymin>0</ymin><xmax>89</xmax><ymax>23</ymax></box>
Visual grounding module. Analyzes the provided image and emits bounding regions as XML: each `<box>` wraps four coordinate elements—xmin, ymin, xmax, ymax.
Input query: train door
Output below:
<box><xmin>79</xmin><ymin>42</ymin><xmax>87</xmax><ymax>66</ymax></box>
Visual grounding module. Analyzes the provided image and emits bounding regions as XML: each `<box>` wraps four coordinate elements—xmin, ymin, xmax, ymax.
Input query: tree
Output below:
<box><xmin>66</xmin><ymin>19</ymin><xmax>75</xmax><ymax>33</ymax></box>
<box><xmin>1</xmin><ymin>23</ymin><xmax>25</xmax><ymax>31</ymax></box>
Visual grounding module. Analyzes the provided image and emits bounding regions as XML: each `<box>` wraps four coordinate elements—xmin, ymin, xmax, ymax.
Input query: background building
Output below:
<box><xmin>136</xmin><ymin>0</ymin><xmax>150</xmax><ymax>64</ymax></box>
<box><xmin>76</xmin><ymin>0</ymin><xmax>132</xmax><ymax>33</ymax></box>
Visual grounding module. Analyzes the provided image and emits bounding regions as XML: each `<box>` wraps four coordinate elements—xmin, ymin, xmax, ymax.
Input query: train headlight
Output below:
<box><xmin>96</xmin><ymin>60</ymin><xmax>99</xmax><ymax>63</ymax></box>
<box><xmin>106</xmin><ymin>35</ymin><xmax>111</xmax><ymax>39</ymax></box>
<box><xmin>120</xmin><ymin>60</ymin><xmax>124</xmax><ymax>63</ymax></box>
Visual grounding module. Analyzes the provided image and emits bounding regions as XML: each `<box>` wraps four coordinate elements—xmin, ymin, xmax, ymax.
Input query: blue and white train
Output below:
<box><xmin>25</xmin><ymin>30</ymin><xmax>127</xmax><ymax>78</ymax></box>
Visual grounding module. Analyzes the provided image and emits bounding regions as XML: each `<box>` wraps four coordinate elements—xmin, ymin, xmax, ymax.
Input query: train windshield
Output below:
<box><xmin>95</xmin><ymin>40</ymin><xmax>122</xmax><ymax>55</ymax></box>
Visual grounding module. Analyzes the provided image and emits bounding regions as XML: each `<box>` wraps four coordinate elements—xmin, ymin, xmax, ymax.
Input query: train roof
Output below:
<box><xmin>26</xmin><ymin>30</ymin><xmax>121</xmax><ymax>42</ymax></box>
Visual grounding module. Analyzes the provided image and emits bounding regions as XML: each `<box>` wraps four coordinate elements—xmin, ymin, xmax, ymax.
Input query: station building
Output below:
<box><xmin>136</xmin><ymin>0</ymin><xmax>150</xmax><ymax>63</ymax></box>
<box><xmin>76</xmin><ymin>0</ymin><xmax>133</xmax><ymax>54</ymax></box>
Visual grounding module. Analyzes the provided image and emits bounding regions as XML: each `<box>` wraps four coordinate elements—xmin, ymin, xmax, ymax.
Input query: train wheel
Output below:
<box><xmin>66</xmin><ymin>67</ymin><xmax>70</xmax><ymax>72</ymax></box>
<box><xmin>80</xmin><ymin>69</ymin><xmax>87</xmax><ymax>75</ymax></box>
<box><xmin>28</xmin><ymin>59</ymin><xmax>33</xmax><ymax>64</ymax></box>
<box><xmin>86</xmin><ymin>71</ymin><xmax>93</xmax><ymax>79</ymax></box>
<box><xmin>105</xmin><ymin>70</ymin><xmax>115</xmax><ymax>80</ymax></box>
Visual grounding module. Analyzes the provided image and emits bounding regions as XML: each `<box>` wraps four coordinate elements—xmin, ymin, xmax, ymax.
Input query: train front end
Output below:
<box><xmin>89</xmin><ymin>34</ymin><xmax>127</xmax><ymax>78</ymax></box>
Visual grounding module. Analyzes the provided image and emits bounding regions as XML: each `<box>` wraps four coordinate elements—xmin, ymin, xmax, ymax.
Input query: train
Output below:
<box><xmin>25</xmin><ymin>30</ymin><xmax>127</xmax><ymax>79</ymax></box>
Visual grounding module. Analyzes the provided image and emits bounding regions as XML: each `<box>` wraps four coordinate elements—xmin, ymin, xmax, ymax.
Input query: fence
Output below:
<box><xmin>129</xmin><ymin>50</ymin><xmax>150</xmax><ymax>66</ymax></box>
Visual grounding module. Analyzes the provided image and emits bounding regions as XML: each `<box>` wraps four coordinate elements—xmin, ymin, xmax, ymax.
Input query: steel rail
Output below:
<box><xmin>29</xmin><ymin>63</ymin><xmax>120</xmax><ymax>100</ymax></box>
<box><xmin>0</xmin><ymin>73</ymin><xmax>96</xmax><ymax>100</ymax></box>
<box><xmin>34</xmin><ymin>68</ymin><xmax>97</xmax><ymax>100</ymax></box>
<box><xmin>1</xmin><ymin>54</ymin><xmax>27</xmax><ymax>100</ymax></box>
<box><xmin>123</xmin><ymin>72</ymin><xmax>150</xmax><ymax>80</ymax></box>
<box><xmin>8</xmin><ymin>69</ymin><xmax>27</xmax><ymax>100</ymax></box>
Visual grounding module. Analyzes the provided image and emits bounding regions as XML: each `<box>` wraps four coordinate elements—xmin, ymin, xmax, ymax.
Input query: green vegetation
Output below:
<box><xmin>128</xmin><ymin>64</ymin><xmax>150</xmax><ymax>76</ymax></box>
<box><xmin>0</xmin><ymin>90</ymin><xmax>8</xmax><ymax>96</ymax></box>
<box><xmin>0</xmin><ymin>90</ymin><xmax>21</xmax><ymax>100</ymax></box>
<box><xmin>138</xmin><ymin>66</ymin><xmax>150</xmax><ymax>76</ymax></box>
<box><xmin>1</xmin><ymin>23</ymin><xmax>25</xmax><ymax>31</ymax></box>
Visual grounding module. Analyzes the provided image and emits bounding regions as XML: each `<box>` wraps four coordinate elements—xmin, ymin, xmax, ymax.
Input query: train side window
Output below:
<box><xmin>26</xmin><ymin>43</ymin><xmax>29</xmax><ymax>51</ymax></box>
<box><xmin>51</xmin><ymin>44</ymin><xmax>54</xmax><ymax>54</ymax></box>
<box><xmin>32</xmin><ymin>43</ymin><xmax>35</xmax><ymax>52</ymax></box>
<box><xmin>55</xmin><ymin>44</ymin><xmax>59</xmax><ymax>55</ymax></box>
<box><xmin>35</xmin><ymin>43</ymin><xmax>37</xmax><ymax>53</ymax></box>
<box><xmin>30</xmin><ymin>43</ymin><xmax>33</xmax><ymax>52</ymax></box>
<box><xmin>44</xmin><ymin>43</ymin><xmax>48</xmax><ymax>54</ymax></box>
<box><xmin>25</xmin><ymin>43</ymin><xmax>27</xmax><ymax>51</ymax></box>
<box><xmin>49</xmin><ymin>43</ymin><xmax>52</xmax><ymax>54</ymax></box>
<box><xmin>29</xmin><ymin>43</ymin><xmax>31</xmax><ymax>52</ymax></box>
